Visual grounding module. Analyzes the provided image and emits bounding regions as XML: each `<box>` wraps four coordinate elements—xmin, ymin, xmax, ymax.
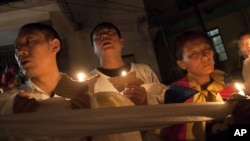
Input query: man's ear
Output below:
<box><xmin>51</xmin><ymin>39</ymin><xmax>60</xmax><ymax>53</ymax></box>
<box><xmin>177</xmin><ymin>60</ymin><xmax>187</xmax><ymax>70</ymax></box>
<box><xmin>93</xmin><ymin>45</ymin><xmax>98</xmax><ymax>55</ymax></box>
<box><xmin>120</xmin><ymin>38</ymin><xmax>124</xmax><ymax>48</ymax></box>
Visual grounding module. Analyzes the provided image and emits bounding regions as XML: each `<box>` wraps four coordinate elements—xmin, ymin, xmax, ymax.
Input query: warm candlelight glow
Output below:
<box><xmin>77</xmin><ymin>72</ymin><xmax>86</xmax><ymax>82</ymax></box>
<box><xmin>121</xmin><ymin>70</ymin><xmax>127</xmax><ymax>77</ymax></box>
<box><xmin>235</xmin><ymin>82</ymin><xmax>245</xmax><ymax>96</ymax></box>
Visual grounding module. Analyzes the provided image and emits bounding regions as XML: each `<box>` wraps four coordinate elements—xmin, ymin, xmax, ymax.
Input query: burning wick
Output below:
<box><xmin>121</xmin><ymin>70</ymin><xmax>127</xmax><ymax>77</ymax></box>
<box><xmin>235</xmin><ymin>82</ymin><xmax>245</xmax><ymax>96</ymax></box>
<box><xmin>77</xmin><ymin>72</ymin><xmax>86</xmax><ymax>82</ymax></box>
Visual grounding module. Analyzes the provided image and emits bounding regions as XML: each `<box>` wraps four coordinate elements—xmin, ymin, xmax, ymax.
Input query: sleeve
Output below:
<box><xmin>133</xmin><ymin>64</ymin><xmax>168</xmax><ymax>104</ymax></box>
<box><xmin>133</xmin><ymin>63</ymin><xmax>160</xmax><ymax>83</ymax></box>
<box><xmin>142</xmin><ymin>83</ymin><xmax>168</xmax><ymax>104</ymax></box>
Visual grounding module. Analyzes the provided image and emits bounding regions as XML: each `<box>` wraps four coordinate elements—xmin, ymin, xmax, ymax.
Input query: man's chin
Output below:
<box><xmin>103</xmin><ymin>45</ymin><xmax>113</xmax><ymax>49</ymax></box>
<box><xmin>103</xmin><ymin>46</ymin><xmax>116</xmax><ymax>52</ymax></box>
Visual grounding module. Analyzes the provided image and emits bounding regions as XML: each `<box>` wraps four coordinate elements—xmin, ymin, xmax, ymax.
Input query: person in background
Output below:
<box><xmin>0</xmin><ymin>64</ymin><xmax>21</xmax><ymax>91</ymax></box>
<box><xmin>0</xmin><ymin>23</ymin><xmax>91</xmax><ymax>140</ymax></box>
<box><xmin>87</xmin><ymin>22</ymin><xmax>167</xmax><ymax>141</ymax></box>
<box><xmin>162</xmin><ymin>30</ymin><xmax>236</xmax><ymax>141</ymax></box>
<box><xmin>237</xmin><ymin>30</ymin><xmax>250</xmax><ymax>94</ymax></box>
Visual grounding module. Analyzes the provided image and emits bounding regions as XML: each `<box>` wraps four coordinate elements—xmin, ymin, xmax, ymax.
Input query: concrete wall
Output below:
<box><xmin>50</xmin><ymin>11</ymin><xmax>98</xmax><ymax>79</ymax></box>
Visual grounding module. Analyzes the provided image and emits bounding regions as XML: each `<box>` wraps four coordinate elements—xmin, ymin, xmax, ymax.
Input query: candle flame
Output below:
<box><xmin>235</xmin><ymin>82</ymin><xmax>245</xmax><ymax>96</ymax></box>
<box><xmin>121</xmin><ymin>70</ymin><xmax>127</xmax><ymax>76</ymax></box>
<box><xmin>77</xmin><ymin>72</ymin><xmax>86</xmax><ymax>82</ymax></box>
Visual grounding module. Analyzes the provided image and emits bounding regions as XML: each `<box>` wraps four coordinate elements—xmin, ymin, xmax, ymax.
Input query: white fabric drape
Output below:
<box><xmin>0</xmin><ymin>98</ymin><xmax>235</xmax><ymax>138</ymax></box>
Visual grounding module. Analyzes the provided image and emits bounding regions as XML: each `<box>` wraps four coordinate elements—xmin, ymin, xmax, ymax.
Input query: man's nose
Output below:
<box><xmin>101</xmin><ymin>34</ymin><xmax>110</xmax><ymax>40</ymax></box>
<box><xmin>200</xmin><ymin>50</ymin><xmax>208</xmax><ymax>57</ymax></box>
<box><xmin>16</xmin><ymin>48</ymin><xmax>28</xmax><ymax>58</ymax></box>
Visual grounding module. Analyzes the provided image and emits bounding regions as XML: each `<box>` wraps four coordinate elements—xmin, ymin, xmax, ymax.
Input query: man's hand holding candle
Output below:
<box><xmin>123</xmin><ymin>83</ymin><xmax>147</xmax><ymax>105</ymax></box>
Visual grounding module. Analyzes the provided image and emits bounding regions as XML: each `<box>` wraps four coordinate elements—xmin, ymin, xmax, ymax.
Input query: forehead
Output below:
<box><xmin>93</xmin><ymin>26</ymin><xmax>116</xmax><ymax>34</ymax></box>
<box><xmin>183</xmin><ymin>38</ymin><xmax>210</xmax><ymax>50</ymax></box>
<box><xmin>240</xmin><ymin>35</ymin><xmax>250</xmax><ymax>42</ymax></box>
<box><xmin>16</xmin><ymin>29</ymin><xmax>44</xmax><ymax>40</ymax></box>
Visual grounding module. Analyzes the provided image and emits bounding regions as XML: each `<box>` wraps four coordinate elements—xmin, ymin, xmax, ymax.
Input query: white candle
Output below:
<box><xmin>235</xmin><ymin>82</ymin><xmax>245</xmax><ymax>96</ymax></box>
<box><xmin>77</xmin><ymin>72</ymin><xmax>86</xmax><ymax>82</ymax></box>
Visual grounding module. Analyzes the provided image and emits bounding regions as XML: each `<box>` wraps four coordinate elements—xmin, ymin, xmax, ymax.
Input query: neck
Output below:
<box><xmin>189</xmin><ymin>73</ymin><xmax>211</xmax><ymax>87</ymax></box>
<box><xmin>30</xmin><ymin>69</ymin><xmax>61</xmax><ymax>96</ymax></box>
<box><xmin>100</xmin><ymin>55</ymin><xmax>124</xmax><ymax>69</ymax></box>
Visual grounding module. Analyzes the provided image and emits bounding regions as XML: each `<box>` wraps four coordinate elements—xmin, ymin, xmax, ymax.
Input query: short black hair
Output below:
<box><xmin>18</xmin><ymin>23</ymin><xmax>62</xmax><ymax>58</ymax></box>
<box><xmin>237</xmin><ymin>30</ymin><xmax>250</xmax><ymax>42</ymax></box>
<box><xmin>19</xmin><ymin>22</ymin><xmax>61</xmax><ymax>43</ymax></box>
<box><xmin>174</xmin><ymin>30</ymin><xmax>213</xmax><ymax>60</ymax></box>
<box><xmin>237</xmin><ymin>30</ymin><xmax>250</xmax><ymax>48</ymax></box>
<box><xmin>90</xmin><ymin>22</ymin><xmax>122</xmax><ymax>46</ymax></box>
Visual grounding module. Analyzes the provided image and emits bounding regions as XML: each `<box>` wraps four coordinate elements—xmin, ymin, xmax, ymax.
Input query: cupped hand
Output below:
<box><xmin>123</xmin><ymin>83</ymin><xmax>147</xmax><ymax>105</ymax></box>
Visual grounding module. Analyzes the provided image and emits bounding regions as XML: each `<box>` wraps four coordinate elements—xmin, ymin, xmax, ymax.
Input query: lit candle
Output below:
<box><xmin>77</xmin><ymin>72</ymin><xmax>86</xmax><ymax>82</ymax></box>
<box><xmin>121</xmin><ymin>70</ymin><xmax>127</xmax><ymax>77</ymax></box>
<box><xmin>235</xmin><ymin>82</ymin><xmax>245</xmax><ymax>96</ymax></box>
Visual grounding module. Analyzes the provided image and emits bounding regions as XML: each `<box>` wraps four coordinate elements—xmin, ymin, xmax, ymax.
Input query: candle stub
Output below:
<box><xmin>121</xmin><ymin>70</ymin><xmax>127</xmax><ymax>77</ymax></box>
<box><xmin>235</xmin><ymin>82</ymin><xmax>245</xmax><ymax>96</ymax></box>
<box><xmin>108</xmin><ymin>71</ymin><xmax>144</xmax><ymax>92</ymax></box>
<box><xmin>77</xmin><ymin>72</ymin><xmax>86</xmax><ymax>82</ymax></box>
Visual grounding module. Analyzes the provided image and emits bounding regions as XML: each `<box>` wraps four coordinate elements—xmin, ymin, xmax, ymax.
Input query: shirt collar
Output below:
<box><xmin>26</xmin><ymin>79</ymin><xmax>48</xmax><ymax>95</ymax></box>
